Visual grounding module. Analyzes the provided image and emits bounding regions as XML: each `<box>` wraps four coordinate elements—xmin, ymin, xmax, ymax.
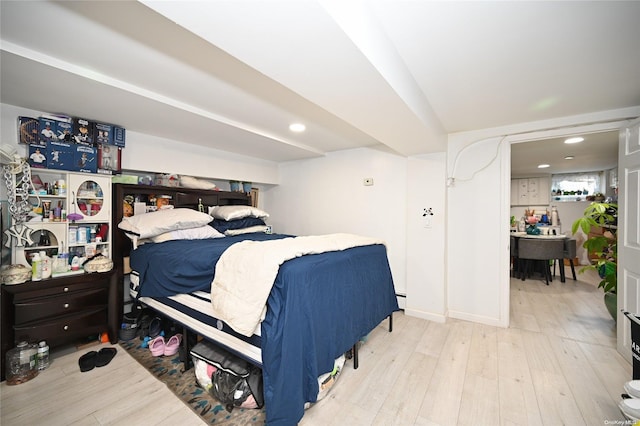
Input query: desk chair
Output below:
<box><xmin>518</xmin><ymin>238</ymin><xmax>565</xmax><ymax>285</ymax></box>
<box><xmin>554</xmin><ymin>239</ymin><xmax>577</xmax><ymax>282</ymax></box>
<box><xmin>510</xmin><ymin>235</ymin><xmax>520</xmax><ymax>278</ymax></box>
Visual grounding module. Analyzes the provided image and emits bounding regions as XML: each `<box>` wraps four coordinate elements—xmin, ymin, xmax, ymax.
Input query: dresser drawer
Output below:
<box><xmin>12</xmin><ymin>279</ymin><xmax>108</xmax><ymax>303</ymax></box>
<box><xmin>13</xmin><ymin>307</ymin><xmax>108</xmax><ymax>344</ymax></box>
<box><xmin>14</xmin><ymin>288</ymin><xmax>108</xmax><ymax>324</ymax></box>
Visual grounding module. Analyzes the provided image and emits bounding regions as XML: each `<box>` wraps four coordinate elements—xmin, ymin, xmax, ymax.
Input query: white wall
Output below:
<box><xmin>262</xmin><ymin>147</ymin><xmax>409</xmax><ymax>297</ymax></box>
<box><xmin>447</xmin><ymin>135</ymin><xmax>506</xmax><ymax>326</ymax></box>
<box><xmin>405</xmin><ymin>153</ymin><xmax>447</xmax><ymax>321</ymax></box>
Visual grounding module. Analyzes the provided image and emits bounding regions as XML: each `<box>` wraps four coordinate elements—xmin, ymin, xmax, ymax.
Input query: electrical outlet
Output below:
<box><xmin>363</xmin><ymin>178</ymin><xmax>374</xmax><ymax>186</ymax></box>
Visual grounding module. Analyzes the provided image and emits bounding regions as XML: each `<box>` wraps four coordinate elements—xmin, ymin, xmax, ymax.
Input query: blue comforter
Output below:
<box><xmin>129</xmin><ymin>233</ymin><xmax>399</xmax><ymax>425</ymax></box>
<box><xmin>130</xmin><ymin>233</ymin><xmax>289</xmax><ymax>297</ymax></box>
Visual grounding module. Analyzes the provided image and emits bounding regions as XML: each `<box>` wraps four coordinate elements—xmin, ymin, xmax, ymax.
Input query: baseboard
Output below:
<box><xmin>404</xmin><ymin>308</ymin><xmax>446</xmax><ymax>323</ymax></box>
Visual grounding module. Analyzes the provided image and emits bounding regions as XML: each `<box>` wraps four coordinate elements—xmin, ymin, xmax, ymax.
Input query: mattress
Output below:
<box><xmin>130</xmin><ymin>271</ymin><xmax>263</xmax><ymax>366</ymax></box>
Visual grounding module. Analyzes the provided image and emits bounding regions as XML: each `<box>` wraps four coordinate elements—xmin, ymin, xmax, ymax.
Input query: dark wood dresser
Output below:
<box><xmin>1</xmin><ymin>270</ymin><xmax>119</xmax><ymax>380</ymax></box>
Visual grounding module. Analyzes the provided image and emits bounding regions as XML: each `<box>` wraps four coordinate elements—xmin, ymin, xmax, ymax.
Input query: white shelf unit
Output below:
<box><xmin>12</xmin><ymin>169</ymin><xmax>112</xmax><ymax>267</ymax></box>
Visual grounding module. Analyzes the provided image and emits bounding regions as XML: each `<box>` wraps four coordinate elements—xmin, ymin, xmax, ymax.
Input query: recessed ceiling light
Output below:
<box><xmin>538</xmin><ymin>164</ymin><xmax>550</xmax><ymax>168</ymax></box>
<box><xmin>564</xmin><ymin>156</ymin><xmax>575</xmax><ymax>160</ymax></box>
<box><xmin>289</xmin><ymin>123</ymin><xmax>306</xmax><ymax>132</ymax></box>
<box><xmin>564</xmin><ymin>137</ymin><xmax>584</xmax><ymax>144</ymax></box>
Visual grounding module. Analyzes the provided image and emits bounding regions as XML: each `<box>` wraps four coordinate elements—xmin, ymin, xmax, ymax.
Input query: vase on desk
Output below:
<box><xmin>526</xmin><ymin>224</ymin><xmax>541</xmax><ymax>235</ymax></box>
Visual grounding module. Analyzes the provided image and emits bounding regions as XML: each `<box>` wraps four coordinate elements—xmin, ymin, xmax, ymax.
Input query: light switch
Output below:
<box><xmin>363</xmin><ymin>178</ymin><xmax>374</xmax><ymax>186</ymax></box>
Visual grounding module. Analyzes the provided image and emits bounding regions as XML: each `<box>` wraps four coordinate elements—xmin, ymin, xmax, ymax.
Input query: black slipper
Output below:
<box><xmin>148</xmin><ymin>317</ymin><xmax>163</xmax><ymax>338</ymax></box>
<box><xmin>95</xmin><ymin>347</ymin><xmax>117</xmax><ymax>368</ymax></box>
<box><xmin>79</xmin><ymin>351</ymin><xmax>98</xmax><ymax>372</ymax></box>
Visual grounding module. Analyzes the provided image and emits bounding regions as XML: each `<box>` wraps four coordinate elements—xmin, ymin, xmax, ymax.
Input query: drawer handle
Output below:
<box><xmin>64</xmin><ymin>287</ymin><xmax>69</xmax><ymax>292</ymax></box>
<box><xmin>63</xmin><ymin>325</ymin><xmax>69</xmax><ymax>331</ymax></box>
<box><xmin>64</xmin><ymin>303</ymin><xmax>70</xmax><ymax>309</ymax></box>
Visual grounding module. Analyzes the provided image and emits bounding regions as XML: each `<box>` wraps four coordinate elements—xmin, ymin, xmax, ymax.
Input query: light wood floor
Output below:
<box><xmin>1</xmin><ymin>266</ymin><xmax>630</xmax><ymax>425</ymax></box>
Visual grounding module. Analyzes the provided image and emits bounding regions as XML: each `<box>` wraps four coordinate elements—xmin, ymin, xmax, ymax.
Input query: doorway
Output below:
<box><xmin>510</xmin><ymin>130</ymin><xmax>619</xmax><ymax>265</ymax></box>
<box><xmin>502</xmin><ymin>122</ymin><xmax>626</xmax><ymax>331</ymax></box>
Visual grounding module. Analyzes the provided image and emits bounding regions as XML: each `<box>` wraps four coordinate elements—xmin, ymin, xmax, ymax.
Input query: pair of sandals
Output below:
<box><xmin>620</xmin><ymin>380</ymin><xmax>640</xmax><ymax>420</ymax></box>
<box><xmin>149</xmin><ymin>334</ymin><xmax>182</xmax><ymax>357</ymax></box>
<box><xmin>79</xmin><ymin>347</ymin><xmax>117</xmax><ymax>372</ymax></box>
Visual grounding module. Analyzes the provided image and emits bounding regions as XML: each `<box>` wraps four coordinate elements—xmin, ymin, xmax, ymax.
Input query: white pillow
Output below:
<box><xmin>151</xmin><ymin>225</ymin><xmax>225</xmax><ymax>243</ymax></box>
<box><xmin>209</xmin><ymin>205</ymin><xmax>269</xmax><ymax>221</ymax></box>
<box><xmin>180</xmin><ymin>175</ymin><xmax>217</xmax><ymax>190</ymax></box>
<box><xmin>118</xmin><ymin>208</ymin><xmax>213</xmax><ymax>239</ymax></box>
<box><xmin>224</xmin><ymin>225</ymin><xmax>269</xmax><ymax>236</ymax></box>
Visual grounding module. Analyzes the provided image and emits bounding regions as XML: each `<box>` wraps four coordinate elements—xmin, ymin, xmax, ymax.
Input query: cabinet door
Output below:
<box><xmin>517</xmin><ymin>179</ymin><xmax>529</xmax><ymax>205</ymax></box>
<box><xmin>13</xmin><ymin>223</ymin><xmax>66</xmax><ymax>266</ymax></box>
<box><xmin>528</xmin><ymin>178</ymin><xmax>540</xmax><ymax>204</ymax></box>
<box><xmin>510</xmin><ymin>180</ymin><xmax>519</xmax><ymax>205</ymax></box>
<box><xmin>537</xmin><ymin>177</ymin><xmax>550</xmax><ymax>204</ymax></box>
<box><xmin>68</xmin><ymin>174</ymin><xmax>111</xmax><ymax>222</ymax></box>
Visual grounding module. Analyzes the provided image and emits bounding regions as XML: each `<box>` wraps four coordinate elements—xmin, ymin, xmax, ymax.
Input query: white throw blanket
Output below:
<box><xmin>210</xmin><ymin>233</ymin><xmax>385</xmax><ymax>336</ymax></box>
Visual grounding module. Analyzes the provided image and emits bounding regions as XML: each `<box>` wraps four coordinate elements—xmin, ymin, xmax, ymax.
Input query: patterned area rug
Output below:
<box><xmin>119</xmin><ymin>339</ymin><xmax>266</xmax><ymax>425</ymax></box>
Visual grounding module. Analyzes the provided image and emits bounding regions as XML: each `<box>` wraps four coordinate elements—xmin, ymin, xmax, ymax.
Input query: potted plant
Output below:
<box><xmin>572</xmin><ymin>202</ymin><xmax>617</xmax><ymax>320</ymax></box>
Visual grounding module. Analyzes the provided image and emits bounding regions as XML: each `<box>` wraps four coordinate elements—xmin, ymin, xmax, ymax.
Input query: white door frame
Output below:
<box><xmin>617</xmin><ymin>117</ymin><xmax>640</xmax><ymax>362</ymax></box>
<box><xmin>501</xmin><ymin>119</ymin><xmax>636</xmax><ymax>330</ymax></box>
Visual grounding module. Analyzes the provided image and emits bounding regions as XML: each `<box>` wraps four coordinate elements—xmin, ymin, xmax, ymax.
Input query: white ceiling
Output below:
<box><xmin>1</xmin><ymin>1</ymin><xmax>639</xmax><ymax>174</ymax></box>
<box><xmin>511</xmin><ymin>130</ymin><xmax>619</xmax><ymax>178</ymax></box>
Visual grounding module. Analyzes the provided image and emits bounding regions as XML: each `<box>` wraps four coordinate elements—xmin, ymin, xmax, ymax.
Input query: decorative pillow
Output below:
<box><xmin>180</xmin><ymin>175</ymin><xmax>217</xmax><ymax>190</ymax></box>
<box><xmin>151</xmin><ymin>225</ymin><xmax>225</xmax><ymax>243</ymax></box>
<box><xmin>209</xmin><ymin>205</ymin><xmax>269</xmax><ymax>221</ymax></box>
<box><xmin>211</xmin><ymin>217</ymin><xmax>266</xmax><ymax>233</ymax></box>
<box><xmin>118</xmin><ymin>208</ymin><xmax>213</xmax><ymax>239</ymax></box>
<box><xmin>224</xmin><ymin>225</ymin><xmax>269</xmax><ymax>236</ymax></box>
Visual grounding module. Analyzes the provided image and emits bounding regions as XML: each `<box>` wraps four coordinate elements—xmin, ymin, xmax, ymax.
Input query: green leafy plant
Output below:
<box><xmin>571</xmin><ymin>202</ymin><xmax>617</xmax><ymax>293</ymax></box>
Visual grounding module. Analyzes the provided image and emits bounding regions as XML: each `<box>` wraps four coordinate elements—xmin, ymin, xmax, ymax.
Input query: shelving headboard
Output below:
<box><xmin>111</xmin><ymin>182</ymin><xmax>251</xmax><ymax>275</ymax></box>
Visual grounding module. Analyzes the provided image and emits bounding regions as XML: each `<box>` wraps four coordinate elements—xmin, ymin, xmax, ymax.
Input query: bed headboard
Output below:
<box><xmin>111</xmin><ymin>182</ymin><xmax>251</xmax><ymax>284</ymax></box>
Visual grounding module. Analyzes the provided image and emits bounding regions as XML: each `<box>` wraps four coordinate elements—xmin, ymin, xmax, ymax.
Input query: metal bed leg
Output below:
<box><xmin>348</xmin><ymin>313</ymin><xmax>393</xmax><ymax>370</ymax></box>
<box><xmin>181</xmin><ymin>326</ymin><xmax>193</xmax><ymax>372</ymax></box>
<box><xmin>352</xmin><ymin>343</ymin><xmax>359</xmax><ymax>369</ymax></box>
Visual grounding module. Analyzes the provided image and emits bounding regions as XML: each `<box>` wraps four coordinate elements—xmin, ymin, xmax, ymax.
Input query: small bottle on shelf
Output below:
<box><xmin>551</xmin><ymin>206</ymin><xmax>559</xmax><ymax>226</ymax></box>
<box><xmin>31</xmin><ymin>252</ymin><xmax>42</xmax><ymax>281</ymax></box>
<box><xmin>40</xmin><ymin>250</ymin><xmax>52</xmax><ymax>279</ymax></box>
<box><xmin>53</xmin><ymin>202</ymin><xmax>62</xmax><ymax>222</ymax></box>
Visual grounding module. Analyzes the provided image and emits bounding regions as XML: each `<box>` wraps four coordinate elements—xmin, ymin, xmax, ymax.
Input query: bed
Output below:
<box><xmin>113</xmin><ymin>184</ymin><xmax>399</xmax><ymax>425</ymax></box>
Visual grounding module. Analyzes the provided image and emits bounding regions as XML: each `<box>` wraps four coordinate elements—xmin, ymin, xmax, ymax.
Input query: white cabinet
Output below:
<box><xmin>12</xmin><ymin>169</ymin><xmax>111</xmax><ymax>267</ymax></box>
<box><xmin>511</xmin><ymin>177</ymin><xmax>550</xmax><ymax>206</ymax></box>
